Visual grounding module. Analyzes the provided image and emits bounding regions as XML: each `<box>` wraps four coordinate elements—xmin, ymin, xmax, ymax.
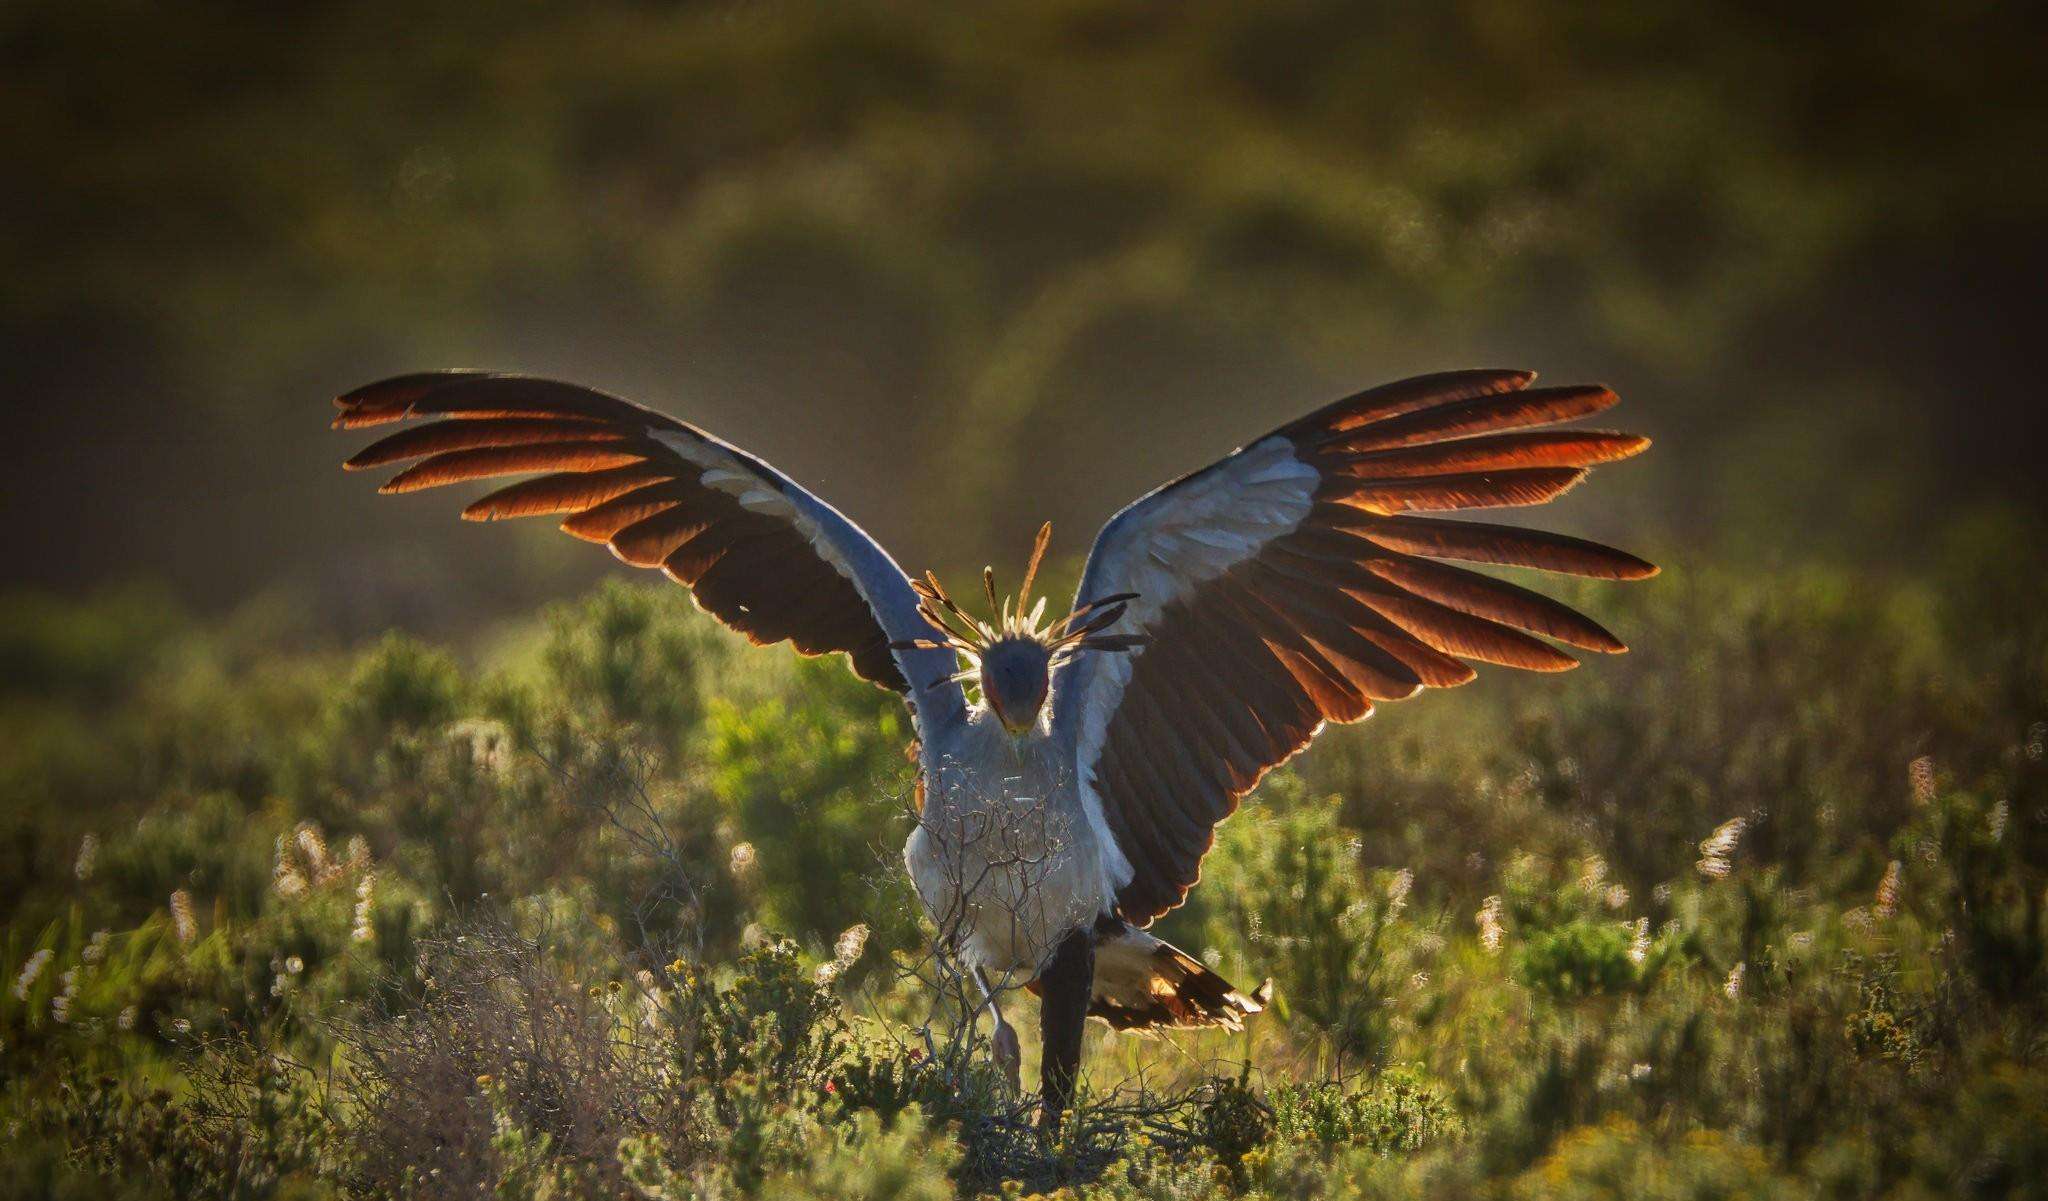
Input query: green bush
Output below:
<box><xmin>1196</xmin><ymin>784</ymin><xmax>1424</xmax><ymax>1063</ymax></box>
<box><xmin>1513</xmin><ymin>921</ymin><xmax>1637</xmax><ymax>1000</ymax></box>
<box><xmin>1269</xmin><ymin>1067</ymin><xmax>1462</xmax><ymax>1157</ymax></box>
<box><xmin>1</xmin><ymin>556</ymin><xmax>2045</xmax><ymax>1197</ymax></box>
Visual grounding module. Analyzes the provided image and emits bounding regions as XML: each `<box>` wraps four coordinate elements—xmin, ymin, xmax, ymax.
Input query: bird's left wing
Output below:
<box><xmin>334</xmin><ymin>372</ymin><xmax>965</xmax><ymax>724</ymax></box>
<box><xmin>1052</xmin><ymin>370</ymin><xmax>1656</xmax><ymax>925</ymax></box>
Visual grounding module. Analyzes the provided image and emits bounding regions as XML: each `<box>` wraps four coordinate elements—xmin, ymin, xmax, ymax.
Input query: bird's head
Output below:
<box><xmin>978</xmin><ymin>636</ymin><xmax>1052</xmax><ymax>735</ymax></box>
<box><xmin>897</xmin><ymin>522</ymin><xmax>1146</xmax><ymax>737</ymax></box>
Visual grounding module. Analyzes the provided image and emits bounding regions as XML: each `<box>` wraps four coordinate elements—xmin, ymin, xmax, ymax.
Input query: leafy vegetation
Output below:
<box><xmin>2</xmin><ymin>549</ymin><xmax>2043</xmax><ymax>1197</ymax></box>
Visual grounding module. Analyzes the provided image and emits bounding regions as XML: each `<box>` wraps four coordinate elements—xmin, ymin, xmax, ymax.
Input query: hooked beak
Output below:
<box><xmin>989</xmin><ymin>693</ymin><xmax>1041</xmax><ymax>736</ymax></box>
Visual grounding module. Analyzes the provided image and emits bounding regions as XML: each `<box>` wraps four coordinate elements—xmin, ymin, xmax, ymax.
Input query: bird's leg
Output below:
<box><xmin>975</xmin><ymin>968</ymin><xmax>1021</xmax><ymax>1092</ymax></box>
<box><xmin>1035</xmin><ymin>926</ymin><xmax>1095</xmax><ymax>1132</ymax></box>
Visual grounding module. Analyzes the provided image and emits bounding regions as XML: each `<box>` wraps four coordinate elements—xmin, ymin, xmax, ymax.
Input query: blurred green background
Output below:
<box><xmin>7</xmin><ymin>0</ymin><xmax>2046</xmax><ymax>629</ymax></box>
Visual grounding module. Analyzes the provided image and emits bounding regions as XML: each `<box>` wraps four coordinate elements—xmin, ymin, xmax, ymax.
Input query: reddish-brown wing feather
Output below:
<box><xmin>334</xmin><ymin>373</ymin><xmax>909</xmax><ymax>692</ymax></box>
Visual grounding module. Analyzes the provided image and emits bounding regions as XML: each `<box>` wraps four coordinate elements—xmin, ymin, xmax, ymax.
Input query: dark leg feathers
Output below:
<box><xmin>1036</xmin><ymin>926</ymin><xmax>1094</xmax><ymax>1130</ymax></box>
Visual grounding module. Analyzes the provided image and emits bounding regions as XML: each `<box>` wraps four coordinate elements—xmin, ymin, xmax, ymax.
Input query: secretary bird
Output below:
<box><xmin>332</xmin><ymin>367</ymin><xmax>1655</xmax><ymax>1127</ymax></box>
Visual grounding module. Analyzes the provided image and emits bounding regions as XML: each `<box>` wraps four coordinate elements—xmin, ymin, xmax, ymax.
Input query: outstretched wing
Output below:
<box><xmin>1052</xmin><ymin>370</ymin><xmax>1656</xmax><ymax>924</ymax></box>
<box><xmin>334</xmin><ymin>371</ymin><xmax>965</xmax><ymax>724</ymax></box>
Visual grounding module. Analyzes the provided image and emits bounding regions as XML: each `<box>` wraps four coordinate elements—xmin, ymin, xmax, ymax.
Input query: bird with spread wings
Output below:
<box><xmin>333</xmin><ymin>367</ymin><xmax>1654</xmax><ymax>1127</ymax></box>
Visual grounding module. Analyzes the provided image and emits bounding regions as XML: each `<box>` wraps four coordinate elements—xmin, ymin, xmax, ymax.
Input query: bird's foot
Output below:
<box><xmin>1035</xmin><ymin>1098</ymin><xmax>1064</xmax><ymax>1135</ymax></box>
<box><xmin>992</xmin><ymin>1018</ymin><xmax>1021</xmax><ymax>1092</ymax></box>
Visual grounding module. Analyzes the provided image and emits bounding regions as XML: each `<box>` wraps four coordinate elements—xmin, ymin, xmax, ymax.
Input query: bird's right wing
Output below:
<box><xmin>334</xmin><ymin>372</ymin><xmax>966</xmax><ymax>728</ymax></box>
<box><xmin>1052</xmin><ymin>370</ymin><xmax>1656</xmax><ymax>924</ymax></box>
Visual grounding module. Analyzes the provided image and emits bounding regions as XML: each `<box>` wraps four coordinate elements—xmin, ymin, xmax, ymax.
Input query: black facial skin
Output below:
<box><xmin>980</xmin><ymin>638</ymin><xmax>1052</xmax><ymax>733</ymax></box>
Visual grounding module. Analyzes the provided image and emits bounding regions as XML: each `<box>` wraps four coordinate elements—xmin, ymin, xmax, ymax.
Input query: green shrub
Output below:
<box><xmin>1197</xmin><ymin>783</ymin><xmax>1423</xmax><ymax>1063</ymax></box>
<box><xmin>1269</xmin><ymin>1067</ymin><xmax>1462</xmax><ymax>1156</ymax></box>
<box><xmin>1513</xmin><ymin>921</ymin><xmax>1637</xmax><ymax>1000</ymax></box>
<box><xmin>760</xmin><ymin>1106</ymin><xmax>961</xmax><ymax>1201</ymax></box>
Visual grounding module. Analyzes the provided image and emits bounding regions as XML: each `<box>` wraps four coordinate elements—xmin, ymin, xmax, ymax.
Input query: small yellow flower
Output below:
<box><xmin>475</xmin><ymin>1074</ymin><xmax>493</xmax><ymax>1087</ymax></box>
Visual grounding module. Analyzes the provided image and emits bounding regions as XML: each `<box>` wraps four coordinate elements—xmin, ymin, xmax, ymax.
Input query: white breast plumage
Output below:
<box><xmin>904</xmin><ymin>708</ymin><xmax>1110</xmax><ymax>982</ymax></box>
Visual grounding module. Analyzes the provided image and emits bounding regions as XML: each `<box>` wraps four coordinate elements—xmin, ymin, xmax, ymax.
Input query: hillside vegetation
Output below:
<box><xmin>4</xmin><ymin>542</ymin><xmax>2044</xmax><ymax>1197</ymax></box>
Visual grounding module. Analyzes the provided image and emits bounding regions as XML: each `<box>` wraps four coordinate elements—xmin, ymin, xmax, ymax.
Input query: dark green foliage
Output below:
<box><xmin>534</xmin><ymin>579</ymin><xmax>729</xmax><ymax>749</ymax></box>
<box><xmin>1844</xmin><ymin>953</ymin><xmax>1927</xmax><ymax>1071</ymax></box>
<box><xmin>675</xmin><ymin>938</ymin><xmax>849</xmax><ymax>1101</ymax></box>
<box><xmin>1195</xmin><ymin>1073</ymin><xmax>1275</xmax><ymax>1181</ymax></box>
<box><xmin>335</xmin><ymin>635</ymin><xmax>463</xmax><ymax>742</ymax></box>
<box><xmin>1513</xmin><ymin>921</ymin><xmax>1637</xmax><ymax>1000</ymax></box>
<box><xmin>1269</xmin><ymin>1067</ymin><xmax>1461</xmax><ymax>1156</ymax></box>
<box><xmin>31</xmin><ymin>1051</ymin><xmax>333</xmax><ymax>1201</ymax></box>
<box><xmin>2</xmin><ymin>559</ymin><xmax>2046</xmax><ymax>1196</ymax></box>
<box><xmin>832</xmin><ymin>1040</ymin><xmax>955</xmax><ymax>1125</ymax></box>
<box><xmin>708</xmin><ymin>657</ymin><xmax>923</xmax><ymax>956</ymax></box>
<box><xmin>1194</xmin><ymin>785</ymin><xmax>1418</xmax><ymax>1064</ymax></box>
